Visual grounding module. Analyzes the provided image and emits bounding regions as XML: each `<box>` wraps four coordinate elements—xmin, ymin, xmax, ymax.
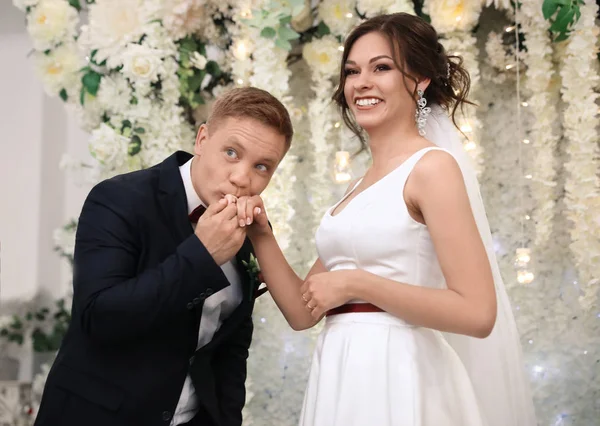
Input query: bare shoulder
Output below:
<box><xmin>411</xmin><ymin>149</ymin><xmax>462</xmax><ymax>183</ymax></box>
<box><xmin>405</xmin><ymin>149</ymin><xmax>466</xmax><ymax>207</ymax></box>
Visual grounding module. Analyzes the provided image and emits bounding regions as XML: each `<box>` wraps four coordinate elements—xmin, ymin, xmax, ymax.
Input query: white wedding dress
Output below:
<box><xmin>299</xmin><ymin>147</ymin><xmax>486</xmax><ymax>426</ymax></box>
<box><xmin>299</xmin><ymin>107</ymin><xmax>537</xmax><ymax>426</ymax></box>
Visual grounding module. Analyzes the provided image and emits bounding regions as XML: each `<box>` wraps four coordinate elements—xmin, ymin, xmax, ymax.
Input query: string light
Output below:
<box><xmin>233</xmin><ymin>40</ymin><xmax>250</xmax><ymax>61</ymax></box>
<box><xmin>345</xmin><ymin>12</ymin><xmax>353</xmax><ymax>18</ymax></box>
<box><xmin>513</xmin><ymin>4</ymin><xmax>534</xmax><ymax>285</ymax></box>
<box><xmin>236</xmin><ymin>78</ymin><xmax>244</xmax><ymax>85</ymax></box>
<box><xmin>338</xmin><ymin>46</ymin><xmax>344</xmax><ymax>52</ymax></box>
<box><xmin>334</xmin><ymin>151</ymin><xmax>352</xmax><ymax>183</ymax></box>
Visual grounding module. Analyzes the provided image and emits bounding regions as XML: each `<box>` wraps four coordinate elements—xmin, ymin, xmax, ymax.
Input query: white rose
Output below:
<box><xmin>13</xmin><ymin>0</ymin><xmax>39</xmax><ymax>12</ymax></box>
<box><xmin>27</xmin><ymin>0</ymin><xmax>79</xmax><ymax>51</ymax></box>
<box><xmin>89</xmin><ymin>124</ymin><xmax>130</xmax><ymax>166</ymax></box>
<box><xmin>119</xmin><ymin>44</ymin><xmax>164</xmax><ymax>83</ymax></box>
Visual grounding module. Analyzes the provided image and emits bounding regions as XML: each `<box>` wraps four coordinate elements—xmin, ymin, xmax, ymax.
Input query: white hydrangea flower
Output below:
<box><xmin>318</xmin><ymin>0</ymin><xmax>358</xmax><ymax>37</ymax></box>
<box><xmin>387</xmin><ymin>0</ymin><xmax>416</xmax><ymax>14</ymax></box>
<box><xmin>89</xmin><ymin>123</ymin><xmax>130</xmax><ymax>167</ymax></box>
<box><xmin>161</xmin><ymin>0</ymin><xmax>207</xmax><ymax>41</ymax></box>
<box><xmin>26</xmin><ymin>0</ymin><xmax>79</xmax><ymax>51</ymax></box>
<box><xmin>356</xmin><ymin>0</ymin><xmax>395</xmax><ymax>16</ymax></box>
<box><xmin>52</xmin><ymin>225</ymin><xmax>76</xmax><ymax>258</ymax></box>
<box><xmin>81</xmin><ymin>0</ymin><xmax>161</xmax><ymax>65</ymax></box>
<box><xmin>34</xmin><ymin>42</ymin><xmax>82</xmax><ymax>97</ymax></box>
<box><xmin>303</xmin><ymin>35</ymin><xmax>343</xmax><ymax>79</ymax></box>
<box><xmin>12</xmin><ymin>0</ymin><xmax>39</xmax><ymax>12</ymax></box>
<box><xmin>96</xmin><ymin>74</ymin><xmax>133</xmax><ymax>117</ymax></box>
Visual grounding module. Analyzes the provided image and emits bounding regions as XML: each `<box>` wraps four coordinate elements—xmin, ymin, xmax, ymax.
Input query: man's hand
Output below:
<box><xmin>234</xmin><ymin>195</ymin><xmax>271</xmax><ymax>240</ymax></box>
<box><xmin>195</xmin><ymin>197</ymin><xmax>246</xmax><ymax>265</ymax></box>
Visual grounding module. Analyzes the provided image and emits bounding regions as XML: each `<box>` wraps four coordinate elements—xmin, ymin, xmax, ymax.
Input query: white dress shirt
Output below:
<box><xmin>172</xmin><ymin>159</ymin><xmax>243</xmax><ymax>425</ymax></box>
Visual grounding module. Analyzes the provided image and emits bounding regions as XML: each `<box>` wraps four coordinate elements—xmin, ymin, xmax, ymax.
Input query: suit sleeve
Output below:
<box><xmin>213</xmin><ymin>314</ymin><xmax>253</xmax><ymax>426</ymax></box>
<box><xmin>73</xmin><ymin>180</ymin><xmax>227</xmax><ymax>344</ymax></box>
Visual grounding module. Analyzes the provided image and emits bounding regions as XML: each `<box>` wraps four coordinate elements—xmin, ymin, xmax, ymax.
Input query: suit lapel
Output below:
<box><xmin>157</xmin><ymin>152</ymin><xmax>194</xmax><ymax>245</ymax></box>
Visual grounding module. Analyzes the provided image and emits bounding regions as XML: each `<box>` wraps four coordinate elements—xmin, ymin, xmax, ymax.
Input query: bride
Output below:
<box><xmin>236</xmin><ymin>12</ymin><xmax>537</xmax><ymax>426</ymax></box>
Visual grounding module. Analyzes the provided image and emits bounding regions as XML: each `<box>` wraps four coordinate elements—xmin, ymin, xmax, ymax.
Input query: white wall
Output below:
<box><xmin>0</xmin><ymin>2</ymin><xmax>92</xmax><ymax>304</ymax></box>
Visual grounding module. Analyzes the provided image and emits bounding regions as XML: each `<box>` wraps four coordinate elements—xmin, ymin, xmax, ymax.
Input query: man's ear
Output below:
<box><xmin>194</xmin><ymin>124</ymin><xmax>208</xmax><ymax>156</ymax></box>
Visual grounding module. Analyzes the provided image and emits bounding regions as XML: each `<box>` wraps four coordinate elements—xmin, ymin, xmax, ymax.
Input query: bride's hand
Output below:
<box><xmin>234</xmin><ymin>195</ymin><xmax>271</xmax><ymax>239</ymax></box>
<box><xmin>300</xmin><ymin>270</ymin><xmax>354</xmax><ymax>319</ymax></box>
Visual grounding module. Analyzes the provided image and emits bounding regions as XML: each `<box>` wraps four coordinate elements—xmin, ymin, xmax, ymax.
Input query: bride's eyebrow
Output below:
<box><xmin>345</xmin><ymin>55</ymin><xmax>394</xmax><ymax>66</ymax></box>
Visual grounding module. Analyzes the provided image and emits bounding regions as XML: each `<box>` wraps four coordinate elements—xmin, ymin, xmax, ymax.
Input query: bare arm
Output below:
<box><xmin>303</xmin><ymin>152</ymin><xmax>497</xmax><ymax>338</ymax></box>
<box><xmin>240</xmin><ymin>179</ymin><xmax>360</xmax><ymax>331</ymax></box>
<box><xmin>250</xmin><ymin>235</ymin><xmax>326</xmax><ymax>330</ymax></box>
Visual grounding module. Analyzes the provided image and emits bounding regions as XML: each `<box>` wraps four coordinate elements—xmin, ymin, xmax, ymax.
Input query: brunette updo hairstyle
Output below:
<box><xmin>333</xmin><ymin>13</ymin><xmax>473</xmax><ymax>149</ymax></box>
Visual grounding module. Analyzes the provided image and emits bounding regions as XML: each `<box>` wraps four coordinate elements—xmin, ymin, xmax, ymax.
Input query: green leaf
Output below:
<box><xmin>550</xmin><ymin>8</ymin><xmax>575</xmax><ymax>32</ymax></box>
<box><xmin>134</xmin><ymin>127</ymin><xmax>145</xmax><ymax>134</ymax></box>
<box><xmin>179</xmin><ymin>36</ymin><xmax>198</xmax><ymax>53</ymax></box>
<box><xmin>278</xmin><ymin>25</ymin><xmax>300</xmax><ymax>41</ymax></box>
<box><xmin>68</xmin><ymin>0</ymin><xmax>82</xmax><ymax>11</ymax></box>
<box><xmin>192</xmin><ymin>93</ymin><xmax>205</xmax><ymax>106</ymax></box>
<box><xmin>59</xmin><ymin>88</ymin><xmax>68</xmax><ymax>101</ymax></box>
<box><xmin>205</xmin><ymin>61</ymin><xmax>221</xmax><ymax>77</ymax></box>
<box><xmin>81</xmin><ymin>69</ymin><xmax>101</xmax><ymax>96</ymax></box>
<box><xmin>279</xmin><ymin>16</ymin><xmax>292</xmax><ymax>26</ymax></box>
<box><xmin>275</xmin><ymin>37</ymin><xmax>292</xmax><ymax>51</ymax></box>
<box><xmin>554</xmin><ymin>31</ymin><xmax>570</xmax><ymax>42</ymax></box>
<box><xmin>316</xmin><ymin>21</ymin><xmax>331</xmax><ymax>37</ymax></box>
<box><xmin>188</xmin><ymin>71</ymin><xmax>205</xmax><ymax>92</ymax></box>
<box><xmin>261</xmin><ymin>27</ymin><xmax>277</xmax><ymax>38</ymax></box>
<box><xmin>129</xmin><ymin>135</ymin><xmax>142</xmax><ymax>156</ymax></box>
<box><xmin>542</xmin><ymin>0</ymin><xmax>559</xmax><ymax>19</ymax></box>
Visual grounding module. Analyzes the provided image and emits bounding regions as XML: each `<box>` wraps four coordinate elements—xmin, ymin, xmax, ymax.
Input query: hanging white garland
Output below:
<box><xmin>426</xmin><ymin>0</ymin><xmax>484</xmax><ymax>175</ymax></box>
<box><xmin>559</xmin><ymin>0</ymin><xmax>600</xmax><ymax>310</ymax></box>
<box><xmin>521</xmin><ymin>0</ymin><xmax>561</xmax><ymax>248</ymax></box>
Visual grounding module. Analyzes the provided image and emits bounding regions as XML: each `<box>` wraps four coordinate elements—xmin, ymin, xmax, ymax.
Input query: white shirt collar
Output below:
<box><xmin>179</xmin><ymin>158</ymin><xmax>205</xmax><ymax>215</ymax></box>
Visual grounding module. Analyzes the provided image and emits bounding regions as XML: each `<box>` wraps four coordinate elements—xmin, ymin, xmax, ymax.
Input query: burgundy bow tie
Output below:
<box><xmin>188</xmin><ymin>205</ymin><xmax>206</xmax><ymax>223</ymax></box>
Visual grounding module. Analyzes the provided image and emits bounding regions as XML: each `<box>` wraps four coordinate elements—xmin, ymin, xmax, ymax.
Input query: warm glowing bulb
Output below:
<box><xmin>233</xmin><ymin>40</ymin><xmax>250</xmax><ymax>61</ymax></box>
<box><xmin>455</xmin><ymin>16</ymin><xmax>462</xmax><ymax>22</ymax></box>
<box><xmin>517</xmin><ymin>270</ymin><xmax>535</xmax><ymax>284</ymax></box>
<box><xmin>334</xmin><ymin>151</ymin><xmax>352</xmax><ymax>183</ymax></box>
<box><xmin>338</xmin><ymin>46</ymin><xmax>344</xmax><ymax>52</ymax></box>
<box><xmin>505</xmin><ymin>26</ymin><xmax>516</xmax><ymax>33</ymax></box>
<box><xmin>334</xmin><ymin>122</ymin><xmax>341</xmax><ymax>128</ymax></box>
<box><xmin>240</xmin><ymin>9</ymin><xmax>252</xmax><ymax>18</ymax></box>
<box><xmin>464</xmin><ymin>141</ymin><xmax>477</xmax><ymax>151</ymax></box>
<box><xmin>525</xmin><ymin>174</ymin><xmax>533</xmax><ymax>179</ymax></box>
<box><xmin>516</xmin><ymin>248</ymin><xmax>531</xmax><ymax>264</ymax></box>
<box><xmin>521</xmin><ymin>102</ymin><xmax>529</xmax><ymax>107</ymax></box>
<box><xmin>505</xmin><ymin>64</ymin><xmax>515</xmax><ymax>70</ymax></box>
<box><xmin>460</xmin><ymin>124</ymin><xmax>473</xmax><ymax>133</ymax></box>
<box><xmin>523</xmin><ymin>139</ymin><xmax>530</xmax><ymax>144</ymax></box>
<box><xmin>346</xmin><ymin>12</ymin><xmax>353</xmax><ymax>18</ymax></box>
<box><xmin>236</xmin><ymin>78</ymin><xmax>244</xmax><ymax>85</ymax></box>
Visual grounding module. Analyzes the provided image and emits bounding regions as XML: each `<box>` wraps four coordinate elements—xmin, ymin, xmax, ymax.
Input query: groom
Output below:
<box><xmin>34</xmin><ymin>87</ymin><xmax>293</xmax><ymax>426</ymax></box>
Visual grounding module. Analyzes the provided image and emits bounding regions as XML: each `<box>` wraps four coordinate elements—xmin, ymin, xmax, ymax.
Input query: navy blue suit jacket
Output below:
<box><xmin>35</xmin><ymin>151</ymin><xmax>260</xmax><ymax>426</ymax></box>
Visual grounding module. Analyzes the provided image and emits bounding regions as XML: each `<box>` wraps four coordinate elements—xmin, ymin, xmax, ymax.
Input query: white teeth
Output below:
<box><xmin>356</xmin><ymin>98</ymin><xmax>381</xmax><ymax>106</ymax></box>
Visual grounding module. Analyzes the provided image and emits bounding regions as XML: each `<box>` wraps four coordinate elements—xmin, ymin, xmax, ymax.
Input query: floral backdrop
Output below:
<box><xmin>1</xmin><ymin>0</ymin><xmax>599</xmax><ymax>425</ymax></box>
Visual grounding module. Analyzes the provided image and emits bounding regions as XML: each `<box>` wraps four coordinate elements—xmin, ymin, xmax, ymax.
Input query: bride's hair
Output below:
<box><xmin>333</xmin><ymin>13</ymin><xmax>473</xmax><ymax>149</ymax></box>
